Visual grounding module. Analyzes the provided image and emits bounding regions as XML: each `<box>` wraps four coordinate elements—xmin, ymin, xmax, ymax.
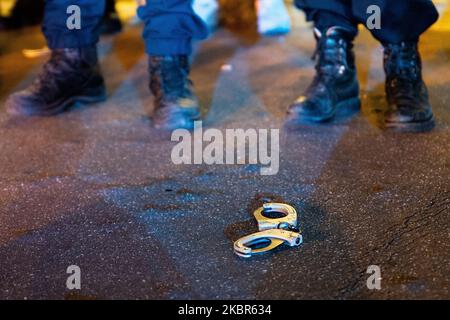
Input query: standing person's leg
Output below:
<box><xmin>353</xmin><ymin>0</ymin><xmax>439</xmax><ymax>131</ymax></box>
<box><xmin>138</xmin><ymin>0</ymin><xmax>208</xmax><ymax>130</ymax></box>
<box><xmin>6</xmin><ymin>0</ymin><xmax>106</xmax><ymax>116</ymax></box>
<box><xmin>287</xmin><ymin>0</ymin><xmax>361</xmax><ymax>124</ymax></box>
<box><xmin>193</xmin><ymin>0</ymin><xmax>291</xmax><ymax>36</ymax></box>
<box><xmin>287</xmin><ymin>0</ymin><xmax>438</xmax><ymax>132</ymax></box>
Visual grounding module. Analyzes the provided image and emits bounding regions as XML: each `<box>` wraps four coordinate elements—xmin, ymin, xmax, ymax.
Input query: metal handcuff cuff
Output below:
<box><xmin>234</xmin><ymin>203</ymin><xmax>303</xmax><ymax>258</ymax></box>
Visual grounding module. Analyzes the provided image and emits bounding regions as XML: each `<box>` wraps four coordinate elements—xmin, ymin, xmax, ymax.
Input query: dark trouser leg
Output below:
<box><xmin>138</xmin><ymin>0</ymin><xmax>208</xmax><ymax>55</ymax></box>
<box><xmin>295</xmin><ymin>0</ymin><xmax>439</xmax><ymax>42</ymax></box>
<box><xmin>43</xmin><ymin>0</ymin><xmax>105</xmax><ymax>49</ymax></box>
<box><xmin>296</xmin><ymin>0</ymin><xmax>358</xmax><ymax>37</ymax></box>
<box><xmin>306</xmin><ymin>9</ymin><xmax>357</xmax><ymax>36</ymax></box>
<box><xmin>351</xmin><ymin>0</ymin><xmax>438</xmax><ymax>43</ymax></box>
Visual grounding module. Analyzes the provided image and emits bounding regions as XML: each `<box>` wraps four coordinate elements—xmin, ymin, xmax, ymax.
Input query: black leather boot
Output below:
<box><xmin>383</xmin><ymin>42</ymin><xmax>435</xmax><ymax>132</ymax></box>
<box><xmin>286</xmin><ymin>26</ymin><xmax>360</xmax><ymax>124</ymax></box>
<box><xmin>6</xmin><ymin>47</ymin><xmax>106</xmax><ymax>116</ymax></box>
<box><xmin>149</xmin><ymin>55</ymin><xmax>201</xmax><ymax>130</ymax></box>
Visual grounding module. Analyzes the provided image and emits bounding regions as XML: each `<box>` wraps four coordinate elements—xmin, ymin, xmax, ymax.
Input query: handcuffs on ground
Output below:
<box><xmin>233</xmin><ymin>203</ymin><xmax>303</xmax><ymax>258</ymax></box>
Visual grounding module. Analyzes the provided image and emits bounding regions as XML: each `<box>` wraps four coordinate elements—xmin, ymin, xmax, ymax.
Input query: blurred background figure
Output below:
<box><xmin>0</xmin><ymin>0</ymin><xmax>44</xmax><ymax>30</ymax></box>
<box><xmin>193</xmin><ymin>0</ymin><xmax>291</xmax><ymax>35</ymax></box>
<box><xmin>100</xmin><ymin>0</ymin><xmax>123</xmax><ymax>35</ymax></box>
<box><xmin>193</xmin><ymin>0</ymin><xmax>220</xmax><ymax>31</ymax></box>
<box><xmin>256</xmin><ymin>0</ymin><xmax>291</xmax><ymax>35</ymax></box>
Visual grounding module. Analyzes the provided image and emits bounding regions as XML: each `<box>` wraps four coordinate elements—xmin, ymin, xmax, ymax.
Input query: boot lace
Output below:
<box><xmin>312</xmin><ymin>32</ymin><xmax>350</xmax><ymax>82</ymax></box>
<box><xmin>385</xmin><ymin>42</ymin><xmax>421</xmax><ymax>101</ymax></box>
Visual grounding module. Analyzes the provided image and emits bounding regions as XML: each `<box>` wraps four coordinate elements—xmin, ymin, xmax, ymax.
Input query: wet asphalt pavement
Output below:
<box><xmin>0</xmin><ymin>13</ymin><xmax>449</xmax><ymax>299</ymax></box>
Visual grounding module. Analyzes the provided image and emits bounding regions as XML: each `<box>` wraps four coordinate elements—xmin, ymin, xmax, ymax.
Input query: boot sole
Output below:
<box><xmin>286</xmin><ymin>96</ymin><xmax>361</xmax><ymax>125</ymax></box>
<box><xmin>153</xmin><ymin>109</ymin><xmax>201</xmax><ymax>131</ymax></box>
<box><xmin>45</xmin><ymin>87</ymin><xmax>107</xmax><ymax>116</ymax></box>
<box><xmin>385</xmin><ymin>116</ymin><xmax>436</xmax><ymax>133</ymax></box>
<box><xmin>8</xmin><ymin>85</ymin><xmax>107</xmax><ymax>117</ymax></box>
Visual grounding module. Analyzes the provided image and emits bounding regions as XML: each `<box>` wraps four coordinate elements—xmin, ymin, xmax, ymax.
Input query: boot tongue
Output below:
<box><xmin>314</xmin><ymin>26</ymin><xmax>352</xmax><ymax>75</ymax></box>
<box><xmin>385</xmin><ymin>42</ymin><xmax>420</xmax><ymax>80</ymax></box>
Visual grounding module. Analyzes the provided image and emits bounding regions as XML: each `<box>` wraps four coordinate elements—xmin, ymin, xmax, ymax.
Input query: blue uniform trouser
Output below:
<box><xmin>42</xmin><ymin>0</ymin><xmax>208</xmax><ymax>55</ymax></box>
<box><xmin>294</xmin><ymin>0</ymin><xmax>439</xmax><ymax>43</ymax></box>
